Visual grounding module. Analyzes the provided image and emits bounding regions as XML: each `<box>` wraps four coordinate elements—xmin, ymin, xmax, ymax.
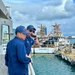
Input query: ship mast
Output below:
<box><xmin>52</xmin><ymin>23</ymin><xmax>62</xmax><ymax>37</ymax></box>
<box><xmin>38</xmin><ymin>24</ymin><xmax>46</xmax><ymax>38</ymax></box>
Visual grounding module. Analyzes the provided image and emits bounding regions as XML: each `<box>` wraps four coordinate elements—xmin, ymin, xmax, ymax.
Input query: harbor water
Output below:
<box><xmin>0</xmin><ymin>39</ymin><xmax>75</xmax><ymax>75</ymax></box>
<box><xmin>32</xmin><ymin>54</ymin><xmax>75</xmax><ymax>75</ymax></box>
<box><xmin>69</xmin><ymin>38</ymin><xmax>75</xmax><ymax>44</ymax></box>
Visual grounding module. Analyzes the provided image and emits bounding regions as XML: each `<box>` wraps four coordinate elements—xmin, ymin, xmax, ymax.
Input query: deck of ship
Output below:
<box><xmin>0</xmin><ymin>55</ymin><xmax>8</xmax><ymax>75</ymax></box>
<box><xmin>0</xmin><ymin>54</ymin><xmax>35</xmax><ymax>75</ymax></box>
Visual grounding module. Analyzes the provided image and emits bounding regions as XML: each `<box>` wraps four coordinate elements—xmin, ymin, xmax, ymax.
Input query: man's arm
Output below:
<box><xmin>34</xmin><ymin>38</ymin><xmax>40</xmax><ymax>47</ymax></box>
<box><xmin>31</xmin><ymin>33</ymin><xmax>40</xmax><ymax>47</ymax></box>
<box><xmin>17</xmin><ymin>43</ymin><xmax>31</xmax><ymax>64</ymax></box>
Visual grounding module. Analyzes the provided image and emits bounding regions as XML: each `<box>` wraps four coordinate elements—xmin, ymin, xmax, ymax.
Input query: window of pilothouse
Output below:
<box><xmin>1</xmin><ymin>25</ymin><xmax>10</xmax><ymax>44</ymax></box>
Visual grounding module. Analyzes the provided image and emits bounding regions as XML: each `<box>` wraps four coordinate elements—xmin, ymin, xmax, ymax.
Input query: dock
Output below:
<box><xmin>55</xmin><ymin>45</ymin><xmax>75</xmax><ymax>65</ymax></box>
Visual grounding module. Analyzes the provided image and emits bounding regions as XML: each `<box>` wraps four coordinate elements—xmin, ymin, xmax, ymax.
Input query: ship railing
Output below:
<box><xmin>0</xmin><ymin>54</ymin><xmax>35</xmax><ymax>75</ymax></box>
<box><xmin>28</xmin><ymin>63</ymin><xmax>35</xmax><ymax>75</ymax></box>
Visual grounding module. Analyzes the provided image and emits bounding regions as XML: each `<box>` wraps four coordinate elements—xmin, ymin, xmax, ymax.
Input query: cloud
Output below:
<box><xmin>13</xmin><ymin>11</ymin><xmax>35</xmax><ymax>23</ymax></box>
<box><xmin>2</xmin><ymin>0</ymin><xmax>75</xmax><ymax>36</ymax></box>
<box><xmin>65</xmin><ymin>0</ymin><xmax>75</xmax><ymax>15</ymax></box>
<box><xmin>35</xmin><ymin>0</ymin><xmax>75</xmax><ymax>21</ymax></box>
<box><xmin>3</xmin><ymin>0</ymin><xmax>75</xmax><ymax>21</ymax></box>
<box><xmin>7</xmin><ymin>0</ymin><xmax>62</xmax><ymax>5</ymax></box>
<box><xmin>12</xmin><ymin>11</ymin><xmax>37</xmax><ymax>28</ymax></box>
<box><xmin>45</xmin><ymin>0</ymin><xmax>62</xmax><ymax>6</ymax></box>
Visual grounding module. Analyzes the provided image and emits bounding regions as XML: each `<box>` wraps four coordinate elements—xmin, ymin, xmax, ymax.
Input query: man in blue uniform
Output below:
<box><xmin>5</xmin><ymin>26</ymin><xmax>31</xmax><ymax>75</ymax></box>
<box><xmin>24</xmin><ymin>25</ymin><xmax>40</xmax><ymax>75</ymax></box>
<box><xmin>25</xmin><ymin>25</ymin><xmax>40</xmax><ymax>55</ymax></box>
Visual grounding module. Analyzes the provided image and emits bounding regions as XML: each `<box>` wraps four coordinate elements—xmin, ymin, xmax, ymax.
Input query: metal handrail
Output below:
<box><xmin>28</xmin><ymin>63</ymin><xmax>35</xmax><ymax>75</ymax></box>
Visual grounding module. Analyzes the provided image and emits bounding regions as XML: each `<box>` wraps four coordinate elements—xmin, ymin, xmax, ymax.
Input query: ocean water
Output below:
<box><xmin>32</xmin><ymin>38</ymin><xmax>75</xmax><ymax>75</ymax></box>
<box><xmin>32</xmin><ymin>54</ymin><xmax>75</xmax><ymax>75</ymax></box>
<box><xmin>69</xmin><ymin>38</ymin><xmax>75</xmax><ymax>44</ymax></box>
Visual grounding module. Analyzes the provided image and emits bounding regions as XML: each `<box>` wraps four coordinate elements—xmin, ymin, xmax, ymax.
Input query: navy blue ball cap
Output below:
<box><xmin>27</xmin><ymin>25</ymin><xmax>36</xmax><ymax>31</ymax></box>
<box><xmin>15</xmin><ymin>26</ymin><xmax>29</xmax><ymax>35</ymax></box>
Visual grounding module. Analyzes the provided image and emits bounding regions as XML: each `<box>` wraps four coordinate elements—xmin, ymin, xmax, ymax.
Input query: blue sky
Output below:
<box><xmin>2</xmin><ymin>0</ymin><xmax>75</xmax><ymax>36</ymax></box>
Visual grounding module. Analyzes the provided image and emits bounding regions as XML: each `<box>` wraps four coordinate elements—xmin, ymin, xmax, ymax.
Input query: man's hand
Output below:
<box><xmin>31</xmin><ymin>32</ymin><xmax>37</xmax><ymax>37</ymax></box>
<box><xmin>26</xmin><ymin>54</ymin><xmax>31</xmax><ymax>59</ymax></box>
<box><xmin>35</xmin><ymin>39</ymin><xmax>40</xmax><ymax>47</ymax></box>
<box><xmin>30</xmin><ymin>58</ymin><xmax>33</xmax><ymax>64</ymax></box>
<box><xmin>37</xmin><ymin>43</ymin><xmax>40</xmax><ymax>47</ymax></box>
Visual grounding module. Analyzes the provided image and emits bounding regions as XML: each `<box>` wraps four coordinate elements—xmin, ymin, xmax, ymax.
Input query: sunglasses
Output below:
<box><xmin>30</xmin><ymin>30</ymin><xmax>35</xmax><ymax>33</ymax></box>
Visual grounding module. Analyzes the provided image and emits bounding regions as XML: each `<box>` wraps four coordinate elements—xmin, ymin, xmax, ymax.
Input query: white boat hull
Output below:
<box><xmin>31</xmin><ymin>48</ymin><xmax>55</xmax><ymax>54</ymax></box>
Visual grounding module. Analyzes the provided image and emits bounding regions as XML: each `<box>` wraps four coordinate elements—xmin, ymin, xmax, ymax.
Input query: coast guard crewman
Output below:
<box><xmin>24</xmin><ymin>25</ymin><xmax>40</xmax><ymax>75</ymax></box>
<box><xmin>25</xmin><ymin>25</ymin><xmax>40</xmax><ymax>55</ymax></box>
<box><xmin>5</xmin><ymin>26</ymin><xmax>31</xmax><ymax>75</ymax></box>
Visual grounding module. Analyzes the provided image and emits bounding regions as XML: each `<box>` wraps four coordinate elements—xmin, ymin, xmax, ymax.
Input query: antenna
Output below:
<box><xmin>6</xmin><ymin>6</ymin><xmax>12</xmax><ymax>16</ymax></box>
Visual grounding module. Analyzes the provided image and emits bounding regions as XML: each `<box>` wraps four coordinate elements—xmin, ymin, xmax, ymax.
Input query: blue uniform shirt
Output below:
<box><xmin>24</xmin><ymin>36</ymin><xmax>35</xmax><ymax>55</ymax></box>
<box><xmin>5</xmin><ymin>37</ymin><xmax>31</xmax><ymax>75</ymax></box>
<box><xmin>24</xmin><ymin>36</ymin><xmax>35</xmax><ymax>75</ymax></box>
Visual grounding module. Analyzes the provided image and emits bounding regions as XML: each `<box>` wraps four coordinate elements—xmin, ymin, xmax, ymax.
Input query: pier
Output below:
<box><xmin>55</xmin><ymin>45</ymin><xmax>75</xmax><ymax>65</ymax></box>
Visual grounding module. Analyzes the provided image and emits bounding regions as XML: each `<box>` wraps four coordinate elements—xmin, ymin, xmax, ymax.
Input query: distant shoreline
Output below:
<box><xmin>68</xmin><ymin>38</ymin><xmax>75</xmax><ymax>39</ymax></box>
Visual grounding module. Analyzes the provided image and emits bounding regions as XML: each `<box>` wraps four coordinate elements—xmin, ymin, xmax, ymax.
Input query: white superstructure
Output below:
<box><xmin>0</xmin><ymin>0</ymin><xmax>13</xmax><ymax>54</ymax></box>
